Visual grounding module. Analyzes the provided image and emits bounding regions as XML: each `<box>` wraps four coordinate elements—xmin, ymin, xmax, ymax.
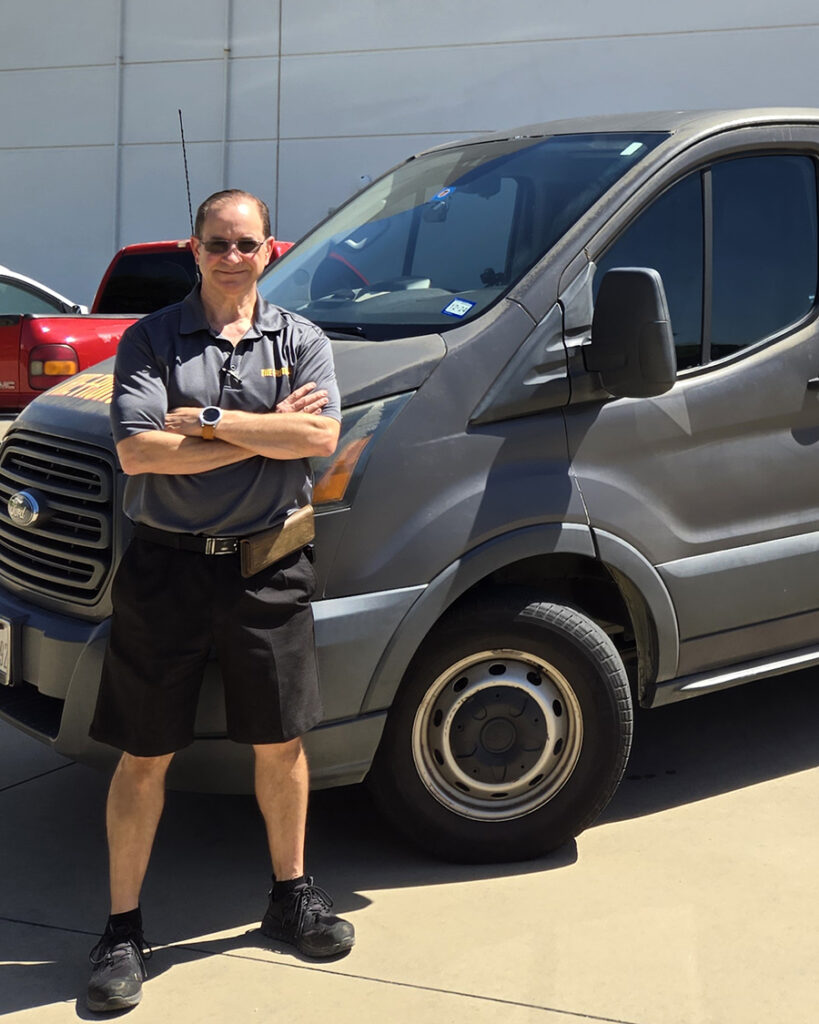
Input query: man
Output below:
<box><xmin>85</xmin><ymin>189</ymin><xmax>353</xmax><ymax>1013</ymax></box>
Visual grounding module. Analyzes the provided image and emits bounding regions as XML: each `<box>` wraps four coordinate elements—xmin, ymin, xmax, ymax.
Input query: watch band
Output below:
<box><xmin>202</xmin><ymin>422</ymin><xmax>216</xmax><ymax>440</ymax></box>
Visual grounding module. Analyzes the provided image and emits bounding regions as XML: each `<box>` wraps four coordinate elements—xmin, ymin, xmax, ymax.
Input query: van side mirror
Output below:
<box><xmin>585</xmin><ymin>267</ymin><xmax>677</xmax><ymax>398</ymax></box>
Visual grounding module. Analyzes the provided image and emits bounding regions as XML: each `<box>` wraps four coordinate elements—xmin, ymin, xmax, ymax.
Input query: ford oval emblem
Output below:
<box><xmin>8</xmin><ymin>490</ymin><xmax>41</xmax><ymax>527</ymax></box>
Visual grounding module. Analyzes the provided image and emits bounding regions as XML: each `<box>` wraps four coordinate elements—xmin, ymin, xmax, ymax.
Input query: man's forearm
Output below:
<box><xmin>162</xmin><ymin>406</ymin><xmax>340</xmax><ymax>460</ymax></box>
<box><xmin>214</xmin><ymin>409</ymin><xmax>340</xmax><ymax>460</ymax></box>
<box><xmin>116</xmin><ymin>430</ymin><xmax>255</xmax><ymax>476</ymax></box>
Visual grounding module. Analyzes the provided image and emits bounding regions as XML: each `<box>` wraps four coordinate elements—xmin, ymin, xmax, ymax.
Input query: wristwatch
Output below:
<box><xmin>199</xmin><ymin>406</ymin><xmax>222</xmax><ymax>440</ymax></box>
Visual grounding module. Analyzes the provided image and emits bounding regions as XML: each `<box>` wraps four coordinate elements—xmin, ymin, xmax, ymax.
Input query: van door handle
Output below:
<box><xmin>808</xmin><ymin>378</ymin><xmax>819</xmax><ymax>389</ymax></box>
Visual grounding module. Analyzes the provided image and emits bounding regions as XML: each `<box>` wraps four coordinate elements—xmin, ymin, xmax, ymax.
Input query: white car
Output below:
<box><xmin>0</xmin><ymin>265</ymin><xmax>87</xmax><ymax>315</ymax></box>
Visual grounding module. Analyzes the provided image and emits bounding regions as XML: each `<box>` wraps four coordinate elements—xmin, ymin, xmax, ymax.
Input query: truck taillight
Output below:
<box><xmin>29</xmin><ymin>344</ymin><xmax>79</xmax><ymax>390</ymax></box>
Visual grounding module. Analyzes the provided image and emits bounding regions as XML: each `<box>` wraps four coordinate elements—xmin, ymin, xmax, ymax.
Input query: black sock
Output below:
<box><xmin>273</xmin><ymin>875</ymin><xmax>306</xmax><ymax>900</ymax></box>
<box><xmin>107</xmin><ymin>907</ymin><xmax>142</xmax><ymax>936</ymax></box>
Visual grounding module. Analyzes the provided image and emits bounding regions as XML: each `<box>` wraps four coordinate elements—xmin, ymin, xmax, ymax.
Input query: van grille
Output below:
<box><xmin>0</xmin><ymin>433</ymin><xmax>115</xmax><ymax>604</ymax></box>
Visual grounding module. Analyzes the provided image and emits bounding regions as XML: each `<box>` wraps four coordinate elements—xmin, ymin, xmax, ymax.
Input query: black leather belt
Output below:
<box><xmin>134</xmin><ymin>523</ymin><xmax>239</xmax><ymax>555</ymax></box>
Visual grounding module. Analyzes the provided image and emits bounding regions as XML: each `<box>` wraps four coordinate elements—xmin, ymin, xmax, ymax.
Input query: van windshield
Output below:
<box><xmin>259</xmin><ymin>132</ymin><xmax>666</xmax><ymax>339</ymax></box>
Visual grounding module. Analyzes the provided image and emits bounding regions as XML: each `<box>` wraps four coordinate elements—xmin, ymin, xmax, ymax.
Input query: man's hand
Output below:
<box><xmin>163</xmin><ymin>408</ymin><xmax>202</xmax><ymax>437</ymax></box>
<box><xmin>275</xmin><ymin>382</ymin><xmax>329</xmax><ymax>416</ymax></box>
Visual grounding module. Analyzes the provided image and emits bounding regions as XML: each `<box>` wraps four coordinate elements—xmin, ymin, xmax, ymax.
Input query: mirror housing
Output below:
<box><xmin>585</xmin><ymin>267</ymin><xmax>677</xmax><ymax>398</ymax></box>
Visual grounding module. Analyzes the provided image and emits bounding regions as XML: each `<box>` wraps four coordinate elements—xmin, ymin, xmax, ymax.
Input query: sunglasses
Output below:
<box><xmin>200</xmin><ymin>237</ymin><xmax>266</xmax><ymax>255</ymax></box>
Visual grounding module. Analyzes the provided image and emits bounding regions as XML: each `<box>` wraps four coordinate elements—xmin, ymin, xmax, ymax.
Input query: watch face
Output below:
<box><xmin>201</xmin><ymin>406</ymin><xmax>221</xmax><ymax>426</ymax></box>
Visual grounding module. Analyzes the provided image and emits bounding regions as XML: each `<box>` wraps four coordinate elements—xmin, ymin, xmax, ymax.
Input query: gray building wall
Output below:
<box><xmin>1</xmin><ymin>0</ymin><xmax>819</xmax><ymax>303</ymax></box>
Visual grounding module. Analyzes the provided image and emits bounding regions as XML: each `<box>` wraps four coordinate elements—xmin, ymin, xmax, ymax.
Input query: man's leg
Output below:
<box><xmin>253</xmin><ymin>737</ymin><xmax>309</xmax><ymax>880</ymax></box>
<box><xmin>107</xmin><ymin>751</ymin><xmax>175</xmax><ymax>912</ymax></box>
<box><xmin>87</xmin><ymin>751</ymin><xmax>174</xmax><ymax>1013</ymax></box>
<box><xmin>254</xmin><ymin>738</ymin><xmax>354</xmax><ymax>958</ymax></box>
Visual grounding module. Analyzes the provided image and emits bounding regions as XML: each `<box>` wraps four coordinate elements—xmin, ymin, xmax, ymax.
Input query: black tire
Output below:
<box><xmin>368</xmin><ymin>597</ymin><xmax>633</xmax><ymax>862</ymax></box>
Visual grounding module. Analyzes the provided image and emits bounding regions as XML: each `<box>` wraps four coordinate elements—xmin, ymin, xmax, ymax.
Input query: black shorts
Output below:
<box><xmin>90</xmin><ymin>537</ymin><xmax>323</xmax><ymax>756</ymax></box>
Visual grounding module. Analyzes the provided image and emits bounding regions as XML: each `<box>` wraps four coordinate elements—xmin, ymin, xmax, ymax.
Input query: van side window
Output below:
<box><xmin>594</xmin><ymin>154</ymin><xmax>819</xmax><ymax>371</ymax></box>
<box><xmin>594</xmin><ymin>173</ymin><xmax>703</xmax><ymax>370</ymax></box>
<box><xmin>710</xmin><ymin>155</ymin><xmax>818</xmax><ymax>358</ymax></box>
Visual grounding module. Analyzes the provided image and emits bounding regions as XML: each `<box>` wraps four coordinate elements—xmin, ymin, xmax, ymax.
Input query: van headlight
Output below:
<box><xmin>311</xmin><ymin>393</ymin><xmax>410</xmax><ymax>507</ymax></box>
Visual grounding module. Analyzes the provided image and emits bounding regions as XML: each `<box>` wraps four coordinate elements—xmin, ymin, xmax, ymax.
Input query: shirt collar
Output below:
<box><xmin>179</xmin><ymin>284</ymin><xmax>286</xmax><ymax>338</ymax></box>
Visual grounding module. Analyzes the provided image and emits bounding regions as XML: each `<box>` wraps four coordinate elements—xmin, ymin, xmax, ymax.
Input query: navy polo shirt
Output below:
<box><xmin>111</xmin><ymin>286</ymin><xmax>341</xmax><ymax>536</ymax></box>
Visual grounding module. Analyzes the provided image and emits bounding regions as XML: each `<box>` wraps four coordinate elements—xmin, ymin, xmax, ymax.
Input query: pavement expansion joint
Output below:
<box><xmin>0</xmin><ymin>761</ymin><xmax>76</xmax><ymax>795</ymax></box>
<box><xmin>0</xmin><ymin>915</ymin><xmax>677</xmax><ymax>1024</ymax></box>
<box><xmin>0</xmin><ymin>914</ymin><xmax>99</xmax><ymax>940</ymax></box>
<box><xmin>180</xmin><ymin>937</ymin><xmax>647</xmax><ymax>1024</ymax></box>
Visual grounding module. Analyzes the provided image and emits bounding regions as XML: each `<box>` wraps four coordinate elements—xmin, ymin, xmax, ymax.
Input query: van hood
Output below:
<box><xmin>9</xmin><ymin>333</ymin><xmax>446</xmax><ymax>448</ymax></box>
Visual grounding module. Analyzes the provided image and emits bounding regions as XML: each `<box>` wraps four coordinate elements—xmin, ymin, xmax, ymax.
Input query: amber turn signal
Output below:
<box><xmin>313</xmin><ymin>437</ymin><xmax>371</xmax><ymax>504</ymax></box>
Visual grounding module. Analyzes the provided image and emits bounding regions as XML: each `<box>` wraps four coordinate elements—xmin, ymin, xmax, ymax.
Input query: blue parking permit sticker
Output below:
<box><xmin>432</xmin><ymin>186</ymin><xmax>455</xmax><ymax>201</ymax></box>
<box><xmin>442</xmin><ymin>298</ymin><xmax>475</xmax><ymax>318</ymax></box>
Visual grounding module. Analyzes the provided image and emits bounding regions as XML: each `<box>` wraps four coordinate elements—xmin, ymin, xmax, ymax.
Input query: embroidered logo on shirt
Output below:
<box><xmin>261</xmin><ymin>368</ymin><xmax>290</xmax><ymax>377</ymax></box>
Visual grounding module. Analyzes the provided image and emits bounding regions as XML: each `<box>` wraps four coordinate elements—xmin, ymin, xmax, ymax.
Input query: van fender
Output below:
<box><xmin>593</xmin><ymin>528</ymin><xmax>680</xmax><ymax>684</ymax></box>
<box><xmin>361</xmin><ymin>522</ymin><xmax>596</xmax><ymax>714</ymax></box>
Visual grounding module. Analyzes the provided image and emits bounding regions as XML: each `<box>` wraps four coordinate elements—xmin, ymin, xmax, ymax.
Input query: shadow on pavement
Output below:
<box><xmin>0</xmin><ymin>926</ymin><xmax>211</xmax><ymax>1019</ymax></box>
<box><xmin>1</xmin><ymin>665</ymin><xmax>818</xmax><ymax>1015</ymax></box>
<box><xmin>135</xmin><ymin>779</ymin><xmax>579</xmax><ymax>944</ymax></box>
<box><xmin>0</xmin><ymin>756</ymin><xmax>575</xmax><ymax>1016</ymax></box>
<box><xmin>600</xmin><ymin>666</ymin><xmax>819</xmax><ymax>824</ymax></box>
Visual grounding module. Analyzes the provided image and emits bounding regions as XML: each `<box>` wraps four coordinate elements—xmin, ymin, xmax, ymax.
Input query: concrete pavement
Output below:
<box><xmin>2</xmin><ymin>669</ymin><xmax>818</xmax><ymax>1023</ymax></box>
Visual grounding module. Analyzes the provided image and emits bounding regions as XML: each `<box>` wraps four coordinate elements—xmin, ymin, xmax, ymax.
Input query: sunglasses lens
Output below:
<box><xmin>201</xmin><ymin>239</ymin><xmax>262</xmax><ymax>254</ymax></box>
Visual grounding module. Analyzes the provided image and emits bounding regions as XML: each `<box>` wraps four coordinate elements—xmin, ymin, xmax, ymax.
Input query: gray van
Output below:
<box><xmin>1</xmin><ymin>108</ymin><xmax>818</xmax><ymax>862</ymax></box>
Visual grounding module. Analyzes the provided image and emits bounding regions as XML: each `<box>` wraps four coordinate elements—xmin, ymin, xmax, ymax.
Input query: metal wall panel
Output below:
<box><xmin>120</xmin><ymin>62</ymin><xmax>227</xmax><ymax>144</ymax></box>
<box><xmin>228</xmin><ymin>58</ymin><xmax>279</xmax><ymax>139</ymax></box>
<box><xmin>0</xmin><ymin>147</ymin><xmax>114</xmax><ymax>305</ymax></box>
<box><xmin>118</xmin><ymin>142</ymin><xmax>225</xmax><ymax>244</ymax></box>
<box><xmin>0</xmin><ymin>67</ymin><xmax>116</xmax><ymax>148</ymax></box>
<box><xmin>1</xmin><ymin>0</ymin><xmax>818</xmax><ymax>300</ymax></box>
<box><xmin>2</xmin><ymin>0</ymin><xmax>117</xmax><ymax>69</ymax></box>
<box><xmin>224</xmin><ymin>140</ymin><xmax>278</xmax><ymax>213</ymax></box>
<box><xmin>281</xmin><ymin>0</ymin><xmax>819</xmax><ymax>52</ymax></box>
<box><xmin>122</xmin><ymin>0</ymin><xmax>229</xmax><ymax>61</ymax></box>
<box><xmin>279</xmin><ymin>28</ymin><xmax>819</xmax><ymax>139</ymax></box>
<box><xmin>231</xmin><ymin>0</ymin><xmax>281</xmax><ymax>58</ymax></box>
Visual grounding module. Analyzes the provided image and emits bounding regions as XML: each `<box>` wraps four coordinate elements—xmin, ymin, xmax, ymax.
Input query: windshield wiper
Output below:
<box><xmin>317</xmin><ymin>322</ymin><xmax>369</xmax><ymax>340</ymax></box>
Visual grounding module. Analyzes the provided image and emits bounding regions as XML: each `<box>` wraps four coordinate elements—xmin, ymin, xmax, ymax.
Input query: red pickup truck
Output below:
<box><xmin>0</xmin><ymin>239</ymin><xmax>292</xmax><ymax>410</ymax></box>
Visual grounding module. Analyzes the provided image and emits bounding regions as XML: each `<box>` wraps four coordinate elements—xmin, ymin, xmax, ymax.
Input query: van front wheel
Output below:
<box><xmin>368</xmin><ymin>599</ymin><xmax>633</xmax><ymax>862</ymax></box>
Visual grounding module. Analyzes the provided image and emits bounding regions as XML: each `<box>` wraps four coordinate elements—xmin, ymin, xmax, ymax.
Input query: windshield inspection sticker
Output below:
<box><xmin>442</xmin><ymin>298</ymin><xmax>475</xmax><ymax>318</ymax></box>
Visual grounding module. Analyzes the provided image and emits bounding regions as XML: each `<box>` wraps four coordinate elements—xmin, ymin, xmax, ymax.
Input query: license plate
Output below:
<box><xmin>0</xmin><ymin>617</ymin><xmax>13</xmax><ymax>686</ymax></box>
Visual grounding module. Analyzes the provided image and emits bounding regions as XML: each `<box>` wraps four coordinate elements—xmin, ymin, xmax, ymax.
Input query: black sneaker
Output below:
<box><xmin>87</xmin><ymin>925</ymin><xmax>151</xmax><ymax>1012</ymax></box>
<box><xmin>261</xmin><ymin>877</ymin><xmax>355</xmax><ymax>958</ymax></box>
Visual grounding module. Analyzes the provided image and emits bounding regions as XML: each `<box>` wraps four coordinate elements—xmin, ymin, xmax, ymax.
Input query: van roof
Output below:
<box><xmin>416</xmin><ymin>107</ymin><xmax>819</xmax><ymax>155</ymax></box>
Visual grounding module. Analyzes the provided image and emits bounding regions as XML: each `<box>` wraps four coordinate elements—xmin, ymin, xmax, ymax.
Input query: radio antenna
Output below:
<box><xmin>178</xmin><ymin>109</ymin><xmax>194</xmax><ymax>236</ymax></box>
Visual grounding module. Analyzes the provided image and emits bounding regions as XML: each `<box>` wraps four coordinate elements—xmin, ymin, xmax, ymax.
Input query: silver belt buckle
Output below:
<box><xmin>205</xmin><ymin>536</ymin><xmax>237</xmax><ymax>555</ymax></box>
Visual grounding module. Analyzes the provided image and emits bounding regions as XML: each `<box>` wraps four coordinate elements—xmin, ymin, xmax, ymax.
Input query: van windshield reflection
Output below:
<box><xmin>259</xmin><ymin>132</ymin><xmax>667</xmax><ymax>340</ymax></box>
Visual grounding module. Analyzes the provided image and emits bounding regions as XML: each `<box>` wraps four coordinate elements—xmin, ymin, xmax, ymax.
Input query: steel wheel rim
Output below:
<box><xmin>411</xmin><ymin>648</ymin><xmax>584</xmax><ymax>821</ymax></box>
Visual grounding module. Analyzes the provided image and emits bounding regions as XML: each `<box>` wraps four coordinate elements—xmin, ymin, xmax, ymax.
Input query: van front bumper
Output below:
<box><xmin>0</xmin><ymin>584</ymin><xmax>425</xmax><ymax>793</ymax></box>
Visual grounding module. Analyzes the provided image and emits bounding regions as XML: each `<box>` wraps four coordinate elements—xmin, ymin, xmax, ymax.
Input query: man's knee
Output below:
<box><xmin>113</xmin><ymin>751</ymin><xmax>175</xmax><ymax>789</ymax></box>
<box><xmin>253</xmin><ymin>736</ymin><xmax>305</xmax><ymax>769</ymax></box>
